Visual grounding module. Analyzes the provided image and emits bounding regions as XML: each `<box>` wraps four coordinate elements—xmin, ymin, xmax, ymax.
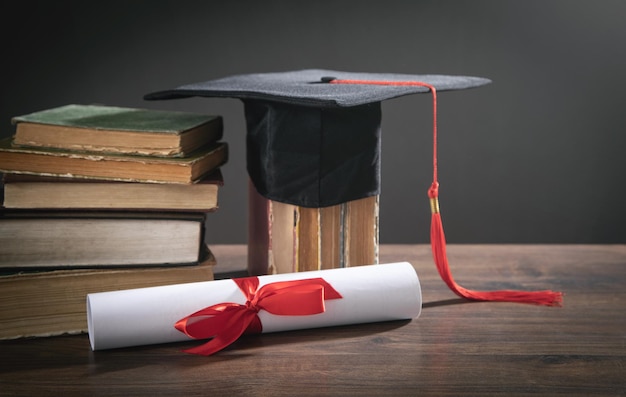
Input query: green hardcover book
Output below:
<box><xmin>11</xmin><ymin>104</ymin><xmax>223</xmax><ymax>157</ymax></box>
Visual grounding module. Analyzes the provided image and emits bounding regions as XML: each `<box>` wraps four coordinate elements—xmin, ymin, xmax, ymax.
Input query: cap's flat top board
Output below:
<box><xmin>145</xmin><ymin>69</ymin><xmax>491</xmax><ymax>107</ymax></box>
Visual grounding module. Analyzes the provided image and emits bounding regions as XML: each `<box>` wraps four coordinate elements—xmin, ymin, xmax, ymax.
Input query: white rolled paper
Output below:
<box><xmin>87</xmin><ymin>262</ymin><xmax>422</xmax><ymax>351</ymax></box>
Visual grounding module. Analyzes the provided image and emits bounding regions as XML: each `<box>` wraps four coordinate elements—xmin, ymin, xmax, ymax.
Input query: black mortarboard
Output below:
<box><xmin>144</xmin><ymin>69</ymin><xmax>490</xmax><ymax>208</ymax></box>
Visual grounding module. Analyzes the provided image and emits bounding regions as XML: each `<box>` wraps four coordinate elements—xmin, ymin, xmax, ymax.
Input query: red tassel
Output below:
<box><xmin>329</xmin><ymin>78</ymin><xmax>564</xmax><ymax>307</ymax></box>
<box><xmin>428</xmin><ymin>183</ymin><xmax>563</xmax><ymax>306</ymax></box>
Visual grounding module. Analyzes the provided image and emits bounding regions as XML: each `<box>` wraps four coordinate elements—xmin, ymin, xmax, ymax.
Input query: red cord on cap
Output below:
<box><xmin>330</xmin><ymin>78</ymin><xmax>563</xmax><ymax>307</ymax></box>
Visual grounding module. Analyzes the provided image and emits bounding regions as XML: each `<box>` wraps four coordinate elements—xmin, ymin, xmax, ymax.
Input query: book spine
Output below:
<box><xmin>295</xmin><ymin>206</ymin><xmax>321</xmax><ymax>272</ymax></box>
<box><xmin>247</xmin><ymin>181</ymin><xmax>379</xmax><ymax>275</ymax></box>
<box><xmin>344</xmin><ymin>195</ymin><xmax>379</xmax><ymax>267</ymax></box>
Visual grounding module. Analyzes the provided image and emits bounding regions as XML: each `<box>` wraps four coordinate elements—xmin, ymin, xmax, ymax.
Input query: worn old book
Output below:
<box><xmin>248</xmin><ymin>182</ymin><xmax>379</xmax><ymax>275</ymax></box>
<box><xmin>0</xmin><ymin>211</ymin><xmax>207</xmax><ymax>270</ymax></box>
<box><xmin>1</xmin><ymin>169</ymin><xmax>223</xmax><ymax>211</ymax></box>
<box><xmin>0</xmin><ymin>137</ymin><xmax>228</xmax><ymax>184</ymax></box>
<box><xmin>0</xmin><ymin>246</ymin><xmax>215</xmax><ymax>340</ymax></box>
<box><xmin>11</xmin><ymin>104</ymin><xmax>223</xmax><ymax>157</ymax></box>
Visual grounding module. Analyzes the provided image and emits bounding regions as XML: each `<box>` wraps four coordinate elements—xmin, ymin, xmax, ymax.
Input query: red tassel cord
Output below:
<box><xmin>331</xmin><ymin>78</ymin><xmax>563</xmax><ymax>307</ymax></box>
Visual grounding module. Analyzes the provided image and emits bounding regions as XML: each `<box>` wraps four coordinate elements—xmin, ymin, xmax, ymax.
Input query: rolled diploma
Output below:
<box><xmin>87</xmin><ymin>262</ymin><xmax>422</xmax><ymax>351</ymax></box>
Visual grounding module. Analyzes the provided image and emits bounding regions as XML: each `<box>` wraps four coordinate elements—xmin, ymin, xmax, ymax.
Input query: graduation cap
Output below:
<box><xmin>144</xmin><ymin>69</ymin><xmax>490</xmax><ymax>207</ymax></box>
<box><xmin>144</xmin><ymin>69</ymin><xmax>563</xmax><ymax>307</ymax></box>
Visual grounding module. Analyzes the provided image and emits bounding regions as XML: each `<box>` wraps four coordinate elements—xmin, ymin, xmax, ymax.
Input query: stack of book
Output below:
<box><xmin>0</xmin><ymin>104</ymin><xmax>228</xmax><ymax>340</ymax></box>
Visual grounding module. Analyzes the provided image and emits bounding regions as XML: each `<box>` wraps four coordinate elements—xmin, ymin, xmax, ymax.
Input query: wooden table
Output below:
<box><xmin>1</xmin><ymin>245</ymin><xmax>624</xmax><ymax>396</ymax></box>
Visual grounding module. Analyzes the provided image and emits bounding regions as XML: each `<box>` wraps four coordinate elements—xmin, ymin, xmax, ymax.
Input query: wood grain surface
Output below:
<box><xmin>1</xmin><ymin>244</ymin><xmax>624</xmax><ymax>396</ymax></box>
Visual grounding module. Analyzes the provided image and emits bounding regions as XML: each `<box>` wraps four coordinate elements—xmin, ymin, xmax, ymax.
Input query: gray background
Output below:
<box><xmin>1</xmin><ymin>0</ymin><xmax>624</xmax><ymax>244</ymax></box>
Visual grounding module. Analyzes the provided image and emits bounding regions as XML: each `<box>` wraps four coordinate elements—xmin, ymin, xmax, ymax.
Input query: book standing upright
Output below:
<box><xmin>248</xmin><ymin>182</ymin><xmax>378</xmax><ymax>275</ymax></box>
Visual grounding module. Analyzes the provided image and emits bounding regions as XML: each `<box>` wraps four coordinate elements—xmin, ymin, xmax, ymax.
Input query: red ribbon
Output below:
<box><xmin>174</xmin><ymin>276</ymin><xmax>343</xmax><ymax>355</ymax></box>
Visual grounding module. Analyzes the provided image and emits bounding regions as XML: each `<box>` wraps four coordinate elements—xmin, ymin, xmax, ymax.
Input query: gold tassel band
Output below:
<box><xmin>430</xmin><ymin>197</ymin><xmax>440</xmax><ymax>214</ymax></box>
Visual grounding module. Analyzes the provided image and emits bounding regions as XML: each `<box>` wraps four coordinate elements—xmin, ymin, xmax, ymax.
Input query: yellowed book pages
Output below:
<box><xmin>2</xmin><ymin>172</ymin><xmax>221</xmax><ymax>211</ymax></box>
<box><xmin>0</xmin><ymin>212</ymin><xmax>206</xmax><ymax>269</ymax></box>
<box><xmin>295</xmin><ymin>206</ymin><xmax>321</xmax><ymax>272</ymax></box>
<box><xmin>0</xmin><ymin>138</ymin><xmax>228</xmax><ymax>184</ymax></box>
<box><xmin>344</xmin><ymin>195</ymin><xmax>379</xmax><ymax>267</ymax></box>
<box><xmin>320</xmin><ymin>204</ymin><xmax>342</xmax><ymax>269</ymax></box>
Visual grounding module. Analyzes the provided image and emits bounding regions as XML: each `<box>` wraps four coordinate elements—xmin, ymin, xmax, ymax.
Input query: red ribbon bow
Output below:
<box><xmin>174</xmin><ymin>276</ymin><xmax>343</xmax><ymax>355</ymax></box>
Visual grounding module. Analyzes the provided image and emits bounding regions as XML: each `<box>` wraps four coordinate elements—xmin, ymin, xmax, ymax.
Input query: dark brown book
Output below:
<box><xmin>0</xmin><ymin>246</ymin><xmax>216</xmax><ymax>340</ymax></box>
